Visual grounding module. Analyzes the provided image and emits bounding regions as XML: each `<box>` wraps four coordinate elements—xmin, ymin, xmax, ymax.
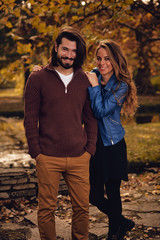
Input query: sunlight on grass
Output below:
<box><xmin>0</xmin><ymin>88</ymin><xmax>22</xmax><ymax>97</ymax></box>
<box><xmin>151</xmin><ymin>74</ymin><xmax>160</xmax><ymax>91</ymax></box>
<box><xmin>125</xmin><ymin>122</ymin><xmax>160</xmax><ymax>163</ymax></box>
<box><xmin>0</xmin><ymin>72</ymin><xmax>24</xmax><ymax>97</ymax></box>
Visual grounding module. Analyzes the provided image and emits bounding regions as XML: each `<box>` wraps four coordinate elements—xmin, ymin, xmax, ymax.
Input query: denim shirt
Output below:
<box><xmin>88</xmin><ymin>70</ymin><xmax>128</xmax><ymax>146</ymax></box>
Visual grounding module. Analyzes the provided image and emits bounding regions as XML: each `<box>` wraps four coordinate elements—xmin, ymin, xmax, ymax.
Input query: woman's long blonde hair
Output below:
<box><xmin>96</xmin><ymin>39</ymin><xmax>138</xmax><ymax>117</ymax></box>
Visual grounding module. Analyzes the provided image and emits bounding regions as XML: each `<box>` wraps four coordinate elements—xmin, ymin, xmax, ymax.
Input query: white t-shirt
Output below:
<box><xmin>56</xmin><ymin>70</ymin><xmax>73</xmax><ymax>87</ymax></box>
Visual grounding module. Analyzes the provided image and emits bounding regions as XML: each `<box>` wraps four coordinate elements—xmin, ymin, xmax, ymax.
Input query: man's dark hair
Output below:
<box><xmin>51</xmin><ymin>26</ymin><xmax>86</xmax><ymax>69</ymax></box>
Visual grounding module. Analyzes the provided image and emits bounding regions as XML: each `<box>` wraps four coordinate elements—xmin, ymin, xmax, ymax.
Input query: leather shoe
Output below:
<box><xmin>106</xmin><ymin>233</ymin><xmax>118</xmax><ymax>240</ymax></box>
<box><xmin>118</xmin><ymin>216</ymin><xmax>135</xmax><ymax>240</ymax></box>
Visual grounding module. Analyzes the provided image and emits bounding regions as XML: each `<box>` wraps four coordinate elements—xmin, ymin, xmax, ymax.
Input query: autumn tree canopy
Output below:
<box><xmin>0</xmin><ymin>0</ymin><xmax>160</xmax><ymax>95</ymax></box>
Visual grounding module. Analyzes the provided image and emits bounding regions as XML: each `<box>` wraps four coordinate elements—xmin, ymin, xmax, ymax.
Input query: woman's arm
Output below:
<box><xmin>88</xmin><ymin>82</ymin><xmax>128</xmax><ymax>119</ymax></box>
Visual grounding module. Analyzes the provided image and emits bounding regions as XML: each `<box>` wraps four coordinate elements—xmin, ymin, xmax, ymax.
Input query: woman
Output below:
<box><xmin>85</xmin><ymin>40</ymin><xmax>138</xmax><ymax>240</ymax></box>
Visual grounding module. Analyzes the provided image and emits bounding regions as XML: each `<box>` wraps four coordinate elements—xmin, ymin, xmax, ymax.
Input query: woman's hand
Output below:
<box><xmin>85</xmin><ymin>72</ymin><xmax>99</xmax><ymax>87</ymax></box>
<box><xmin>32</xmin><ymin>65</ymin><xmax>42</xmax><ymax>72</ymax></box>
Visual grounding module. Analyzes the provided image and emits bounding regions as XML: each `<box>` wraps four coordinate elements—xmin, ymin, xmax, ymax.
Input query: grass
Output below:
<box><xmin>151</xmin><ymin>74</ymin><xmax>160</xmax><ymax>91</ymax></box>
<box><xmin>125</xmin><ymin>122</ymin><xmax>160</xmax><ymax>165</ymax></box>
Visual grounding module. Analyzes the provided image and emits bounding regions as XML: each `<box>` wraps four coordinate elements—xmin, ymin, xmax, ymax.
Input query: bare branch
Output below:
<box><xmin>117</xmin><ymin>21</ymin><xmax>149</xmax><ymax>38</ymax></box>
<box><xmin>117</xmin><ymin>21</ymin><xmax>160</xmax><ymax>43</ymax></box>
<box><xmin>133</xmin><ymin>0</ymin><xmax>160</xmax><ymax>20</ymax></box>
<box><xmin>69</xmin><ymin>1</ymin><xmax>124</xmax><ymax>26</ymax></box>
<box><xmin>70</xmin><ymin>6</ymin><xmax>112</xmax><ymax>26</ymax></box>
<box><xmin>147</xmin><ymin>38</ymin><xmax>160</xmax><ymax>42</ymax></box>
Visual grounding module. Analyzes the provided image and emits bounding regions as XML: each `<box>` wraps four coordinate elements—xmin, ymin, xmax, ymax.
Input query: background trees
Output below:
<box><xmin>0</xmin><ymin>0</ymin><xmax>160</xmax><ymax>95</ymax></box>
<box><xmin>118</xmin><ymin>0</ymin><xmax>160</xmax><ymax>95</ymax></box>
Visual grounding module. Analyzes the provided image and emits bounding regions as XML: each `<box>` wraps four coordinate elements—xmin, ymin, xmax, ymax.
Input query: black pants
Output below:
<box><xmin>90</xmin><ymin>178</ymin><xmax>122</xmax><ymax>234</ymax></box>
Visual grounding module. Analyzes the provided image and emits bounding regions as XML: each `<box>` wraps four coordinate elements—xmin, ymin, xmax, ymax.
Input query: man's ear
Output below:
<box><xmin>55</xmin><ymin>43</ymin><xmax>58</xmax><ymax>52</ymax></box>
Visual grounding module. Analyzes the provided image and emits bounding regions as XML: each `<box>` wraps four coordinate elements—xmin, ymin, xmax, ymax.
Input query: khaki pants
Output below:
<box><xmin>36</xmin><ymin>152</ymin><xmax>90</xmax><ymax>240</ymax></box>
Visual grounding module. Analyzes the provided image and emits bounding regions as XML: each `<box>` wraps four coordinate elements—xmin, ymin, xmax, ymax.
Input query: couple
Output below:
<box><xmin>24</xmin><ymin>26</ymin><xmax>137</xmax><ymax>240</ymax></box>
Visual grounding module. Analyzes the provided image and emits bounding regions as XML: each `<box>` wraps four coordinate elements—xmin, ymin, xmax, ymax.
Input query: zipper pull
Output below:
<box><xmin>111</xmin><ymin>139</ymin><xmax>114</xmax><ymax>145</ymax></box>
<box><xmin>65</xmin><ymin>86</ymin><xmax>67</xmax><ymax>93</ymax></box>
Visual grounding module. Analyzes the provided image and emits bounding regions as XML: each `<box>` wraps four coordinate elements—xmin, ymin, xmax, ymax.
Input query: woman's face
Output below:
<box><xmin>96</xmin><ymin>47</ymin><xmax>114</xmax><ymax>77</ymax></box>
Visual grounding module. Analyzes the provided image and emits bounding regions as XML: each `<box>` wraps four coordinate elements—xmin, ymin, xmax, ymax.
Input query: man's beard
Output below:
<box><xmin>57</xmin><ymin>55</ymin><xmax>75</xmax><ymax>69</ymax></box>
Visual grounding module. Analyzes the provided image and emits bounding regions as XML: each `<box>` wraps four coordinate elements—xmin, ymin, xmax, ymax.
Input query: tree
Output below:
<box><xmin>117</xmin><ymin>0</ymin><xmax>160</xmax><ymax>95</ymax></box>
<box><xmin>0</xmin><ymin>0</ymin><xmax>131</xmax><ymax>89</ymax></box>
<box><xmin>0</xmin><ymin>0</ymin><xmax>159</xmax><ymax>95</ymax></box>
<box><xmin>70</xmin><ymin>0</ymin><xmax>160</xmax><ymax>95</ymax></box>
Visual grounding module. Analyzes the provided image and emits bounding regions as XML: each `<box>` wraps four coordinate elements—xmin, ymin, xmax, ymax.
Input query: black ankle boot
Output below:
<box><xmin>118</xmin><ymin>216</ymin><xmax>135</xmax><ymax>240</ymax></box>
<box><xmin>106</xmin><ymin>233</ymin><xmax>118</xmax><ymax>240</ymax></box>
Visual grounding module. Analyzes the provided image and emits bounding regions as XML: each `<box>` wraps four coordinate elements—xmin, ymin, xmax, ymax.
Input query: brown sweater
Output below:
<box><xmin>24</xmin><ymin>63</ymin><xmax>97</xmax><ymax>159</ymax></box>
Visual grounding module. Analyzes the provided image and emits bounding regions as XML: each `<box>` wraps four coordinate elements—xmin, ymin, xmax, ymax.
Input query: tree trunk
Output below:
<box><xmin>135</xmin><ymin>67</ymin><xmax>155</xmax><ymax>95</ymax></box>
<box><xmin>135</xmin><ymin>39</ymin><xmax>155</xmax><ymax>95</ymax></box>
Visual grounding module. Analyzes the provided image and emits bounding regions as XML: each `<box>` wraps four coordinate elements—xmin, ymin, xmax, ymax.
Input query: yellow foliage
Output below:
<box><xmin>17</xmin><ymin>42</ymin><xmax>32</xmax><ymax>54</ymax></box>
<box><xmin>47</xmin><ymin>25</ymin><xmax>53</xmax><ymax>34</ymax></box>
<box><xmin>38</xmin><ymin>22</ymin><xmax>46</xmax><ymax>33</ymax></box>
<box><xmin>146</xmin><ymin>12</ymin><xmax>152</xmax><ymax>19</ymax></box>
<box><xmin>77</xmin><ymin>8</ymin><xmax>84</xmax><ymax>15</ymax></box>
<box><xmin>31</xmin><ymin>16</ymin><xmax>40</xmax><ymax>28</ymax></box>
<box><xmin>6</xmin><ymin>21</ymin><xmax>12</xmax><ymax>28</ymax></box>
<box><xmin>59</xmin><ymin>0</ymin><xmax>66</xmax><ymax>4</ymax></box>
<box><xmin>54</xmin><ymin>14</ymin><xmax>60</xmax><ymax>22</ymax></box>
<box><xmin>32</xmin><ymin>5</ymin><xmax>44</xmax><ymax>15</ymax></box>
<box><xmin>125</xmin><ymin>0</ymin><xmax>134</xmax><ymax>4</ymax></box>
<box><xmin>49</xmin><ymin>2</ymin><xmax>59</xmax><ymax>13</ymax></box>
<box><xmin>14</xmin><ymin>8</ymin><xmax>21</xmax><ymax>17</ymax></box>
<box><xmin>37</xmin><ymin>42</ymin><xmax>44</xmax><ymax>48</ymax></box>
<box><xmin>72</xmin><ymin>1</ymin><xmax>78</xmax><ymax>6</ymax></box>
<box><xmin>29</xmin><ymin>0</ymin><xmax>36</xmax><ymax>4</ymax></box>
<box><xmin>72</xmin><ymin>16</ymin><xmax>79</xmax><ymax>21</ymax></box>
<box><xmin>64</xmin><ymin>5</ymin><xmax>70</xmax><ymax>13</ymax></box>
<box><xmin>0</xmin><ymin>0</ymin><xmax>159</xmax><ymax>96</ymax></box>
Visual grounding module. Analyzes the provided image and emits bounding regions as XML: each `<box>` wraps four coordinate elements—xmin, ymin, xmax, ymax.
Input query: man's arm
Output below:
<box><xmin>24</xmin><ymin>73</ymin><xmax>41</xmax><ymax>159</ymax></box>
<box><xmin>82</xmin><ymin>93</ymin><xmax>98</xmax><ymax>156</ymax></box>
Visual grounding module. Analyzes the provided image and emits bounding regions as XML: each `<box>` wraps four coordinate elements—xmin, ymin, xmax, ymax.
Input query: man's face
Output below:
<box><xmin>55</xmin><ymin>38</ymin><xmax>77</xmax><ymax>69</ymax></box>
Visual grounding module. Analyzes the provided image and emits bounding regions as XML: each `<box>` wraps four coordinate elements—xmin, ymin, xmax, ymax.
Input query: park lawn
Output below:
<box><xmin>125</xmin><ymin>122</ymin><xmax>160</xmax><ymax>164</ymax></box>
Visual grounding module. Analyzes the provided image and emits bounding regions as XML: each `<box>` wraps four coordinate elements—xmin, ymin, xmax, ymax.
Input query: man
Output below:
<box><xmin>24</xmin><ymin>26</ymin><xmax>97</xmax><ymax>240</ymax></box>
